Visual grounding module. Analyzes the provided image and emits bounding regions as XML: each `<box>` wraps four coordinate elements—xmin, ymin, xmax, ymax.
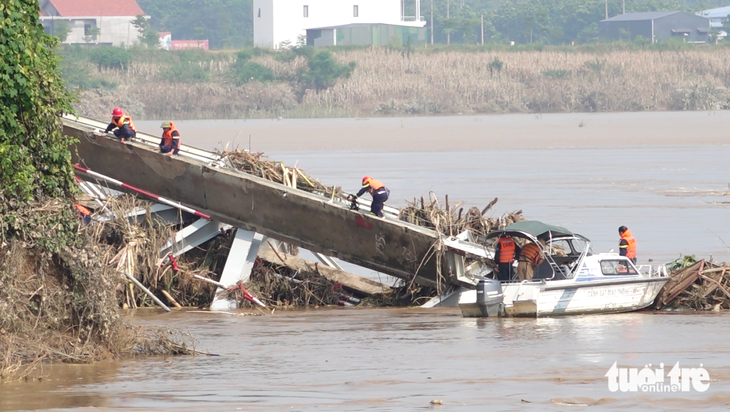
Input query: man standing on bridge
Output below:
<box><xmin>104</xmin><ymin>107</ymin><xmax>136</xmax><ymax>142</ymax></box>
<box><xmin>348</xmin><ymin>176</ymin><xmax>390</xmax><ymax>217</ymax></box>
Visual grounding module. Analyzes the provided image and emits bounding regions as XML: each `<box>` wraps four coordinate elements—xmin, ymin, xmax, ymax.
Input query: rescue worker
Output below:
<box><xmin>104</xmin><ymin>107</ymin><xmax>136</xmax><ymax>142</ymax></box>
<box><xmin>159</xmin><ymin>121</ymin><xmax>180</xmax><ymax>155</ymax></box>
<box><xmin>347</xmin><ymin>176</ymin><xmax>390</xmax><ymax>217</ymax></box>
<box><xmin>618</xmin><ymin>226</ymin><xmax>637</xmax><ymax>264</ymax></box>
<box><xmin>517</xmin><ymin>241</ymin><xmax>542</xmax><ymax>281</ymax></box>
<box><xmin>74</xmin><ymin>203</ymin><xmax>92</xmax><ymax>225</ymax></box>
<box><xmin>494</xmin><ymin>234</ymin><xmax>520</xmax><ymax>281</ymax></box>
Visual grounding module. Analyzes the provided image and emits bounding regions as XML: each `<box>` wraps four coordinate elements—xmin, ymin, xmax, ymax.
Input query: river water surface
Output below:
<box><xmin>2</xmin><ymin>111</ymin><xmax>730</xmax><ymax>410</ymax></box>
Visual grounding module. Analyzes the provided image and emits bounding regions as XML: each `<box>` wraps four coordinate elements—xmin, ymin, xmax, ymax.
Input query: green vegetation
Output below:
<box><xmin>229</xmin><ymin>50</ymin><xmax>274</xmax><ymax>84</ymax></box>
<box><xmin>1</xmin><ymin>0</ymin><xmax>76</xmax><ymax>219</ymax></box>
<box><xmin>131</xmin><ymin>14</ymin><xmax>160</xmax><ymax>49</ymax></box>
<box><xmin>300</xmin><ymin>50</ymin><xmax>356</xmax><ymax>91</ymax></box>
<box><xmin>127</xmin><ymin>0</ymin><xmax>727</xmax><ymax>48</ymax></box>
<box><xmin>137</xmin><ymin>0</ymin><xmax>252</xmax><ymax>49</ymax></box>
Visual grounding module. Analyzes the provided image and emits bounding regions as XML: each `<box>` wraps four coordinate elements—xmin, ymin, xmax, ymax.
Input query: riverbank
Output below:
<box><xmin>71</xmin><ymin>46</ymin><xmax>730</xmax><ymax>120</ymax></box>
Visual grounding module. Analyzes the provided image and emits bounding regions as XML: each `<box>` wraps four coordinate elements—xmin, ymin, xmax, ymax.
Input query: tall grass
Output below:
<box><xmin>74</xmin><ymin>47</ymin><xmax>730</xmax><ymax>119</ymax></box>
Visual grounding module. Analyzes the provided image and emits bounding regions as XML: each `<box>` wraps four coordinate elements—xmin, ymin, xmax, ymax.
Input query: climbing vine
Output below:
<box><xmin>0</xmin><ymin>0</ymin><xmax>78</xmax><ymax>250</ymax></box>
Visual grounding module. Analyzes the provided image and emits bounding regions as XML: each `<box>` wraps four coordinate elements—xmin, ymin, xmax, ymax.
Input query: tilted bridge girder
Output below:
<box><xmin>64</xmin><ymin>115</ymin><xmax>452</xmax><ymax>287</ymax></box>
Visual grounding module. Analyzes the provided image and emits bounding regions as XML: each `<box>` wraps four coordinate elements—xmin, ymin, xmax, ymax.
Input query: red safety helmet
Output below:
<box><xmin>112</xmin><ymin>107</ymin><xmax>123</xmax><ymax>116</ymax></box>
<box><xmin>362</xmin><ymin>176</ymin><xmax>372</xmax><ymax>185</ymax></box>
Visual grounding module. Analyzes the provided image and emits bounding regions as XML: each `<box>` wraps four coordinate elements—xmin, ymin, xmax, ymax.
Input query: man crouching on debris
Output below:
<box><xmin>348</xmin><ymin>176</ymin><xmax>390</xmax><ymax>217</ymax></box>
<box><xmin>618</xmin><ymin>226</ymin><xmax>637</xmax><ymax>264</ymax></box>
<box><xmin>159</xmin><ymin>121</ymin><xmax>180</xmax><ymax>155</ymax></box>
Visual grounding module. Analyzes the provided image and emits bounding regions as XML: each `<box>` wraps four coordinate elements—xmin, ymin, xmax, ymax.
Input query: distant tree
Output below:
<box><xmin>136</xmin><ymin>0</ymin><xmax>253</xmax><ymax>49</ymax></box>
<box><xmin>229</xmin><ymin>50</ymin><xmax>274</xmax><ymax>85</ymax></box>
<box><xmin>83</xmin><ymin>26</ymin><xmax>100</xmax><ymax>43</ymax></box>
<box><xmin>131</xmin><ymin>15</ymin><xmax>159</xmax><ymax>48</ymax></box>
<box><xmin>300</xmin><ymin>50</ymin><xmax>356</xmax><ymax>91</ymax></box>
<box><xmin>51</xmin><ymin>20</ymin><xmax>71</xmax><ymax>42</ymax></box>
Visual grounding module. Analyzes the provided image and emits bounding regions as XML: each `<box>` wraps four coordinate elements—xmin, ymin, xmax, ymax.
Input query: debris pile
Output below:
<box><xmin>656</xmin><ymin>255</ymin><xmax>730</xmax><ymax>311</ymax></box>
<box><xmin>398</xmin><ymin>194</ymin><xmax>523</xmax><ymax>241</ymax></box>
<box><xmin>221</xmin><ymin>149</ymin><xmax>341</xmax><ymax>198</ymax></box>
<box><xmin>248</xmin><ymin>261</ymin><xmax>343</xmax><ymax>308</ymax></box>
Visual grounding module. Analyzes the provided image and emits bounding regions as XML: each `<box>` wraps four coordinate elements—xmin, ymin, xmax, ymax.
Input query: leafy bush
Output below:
<box><xmin>542</xmin><ymin>69</ymin><xmax>570</xmax><ymax>78</ymax></box>
<box><xmin>161</xmin><ymin>62</ymin><xmax>211</xmax><ymax>83</ymax></box>
<box><xmin>60</xmin><ymin>58</ymin><xmax>117</xmax><ymax>90</ymax></box>
<box><xmin>1</xmin><ymin>0</ymin><xmax>78</xmax><ymax>249</ymax></box>
<box><xmin>488</xmin><ymin>57</ymin><xmax>503</xmax><ymax>77</ymax></box>
<box><xmin>300</xmin><ymin>50</ymin><xmax>356</xmax><ymax>90</ymax></box>
<box><xmin>88</xmin><ymin>46</ymin><xmax>132</xmax><ymax>70</ymax></box>
<box><xmin>230</xmin><ymin>61</ymin><xmax>275</xmax><ymax>85</ymax></box>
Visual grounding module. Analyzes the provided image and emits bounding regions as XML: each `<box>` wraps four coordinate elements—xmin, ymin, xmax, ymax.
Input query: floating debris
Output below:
<box><xmin>656</xmin><ymin>256</ymin><xmax>730</xmax><ymax>311</ymax></box>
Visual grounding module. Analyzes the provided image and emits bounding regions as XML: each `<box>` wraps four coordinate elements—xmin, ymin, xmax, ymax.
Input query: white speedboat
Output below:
<box><xmin>458</xmin><ymin>221</ymin><xmax>670</xmax><ymax>318</ymax></box>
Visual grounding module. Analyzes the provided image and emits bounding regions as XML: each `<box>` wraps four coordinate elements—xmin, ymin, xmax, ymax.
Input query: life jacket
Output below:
<box><xmin>520</xmin><ymin>242</ymin><xmax>541</xmax><ymax>264</ymax></box>
<box><xmin>363</xmin><ymin>177</ymin><xmax>384</xmax><ymax>195</ymax></box>
<box><xmin>112</xmin><ymin>115</ymin><xmax>137</xmax><ymax>132</ymax></box>
<box><xmin>162</xmin><ymin>122</ymin><xmax>180</xmax><ymax>146</ymax></box>
<box><xmin>620</xmin><ymin>229</ymin><xmax>637</xmax><ymax>259</ymax></box>
<box><xmin>74</xmin><ymin>203</ymin><xmax>91</xmax><ymax>216</ymax></box>
<box><xmin>497</xmin><ymin>237</ymin><xmax>516</xmax><ymax>263</ymax></box>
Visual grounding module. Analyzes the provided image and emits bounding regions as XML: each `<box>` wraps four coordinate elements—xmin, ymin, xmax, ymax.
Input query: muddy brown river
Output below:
<box><xmin>2</xmin><ymin>111</ymin><xmax>730</xmax><ymax>410</ymax></box>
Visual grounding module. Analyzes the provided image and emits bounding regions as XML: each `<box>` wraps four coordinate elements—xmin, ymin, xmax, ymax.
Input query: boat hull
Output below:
<box><xmin>459</xmin><ymin>277</ymin><xmax>669</xmax><ymax>318</ymax></box>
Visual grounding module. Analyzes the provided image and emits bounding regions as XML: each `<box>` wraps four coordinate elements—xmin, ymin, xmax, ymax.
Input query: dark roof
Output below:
<box><xmin>601</xmin><ymin>11</ymin><xmax>679</xmax><ymax>22</ymax></box>
<box><xmin>485</xmin><ymin>221</ymin><xmax>587</xmax><ymax>243</ymax></box>
<box><xmin>503</xmin><ymin>221</ymin><xmax>575</xmax><ymax>238</ymax></box>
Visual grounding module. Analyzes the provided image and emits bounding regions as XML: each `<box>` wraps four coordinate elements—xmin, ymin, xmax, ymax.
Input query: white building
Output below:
<box><xmin>39</xmin><ymin>0</ymin><xmax>146</xmax><ymax>47</ymax></box>
<box><xmin>254</xmin><ymin>0</ymin><xmax>426</xmax><ymax>49</ymax></box>
<box><xmin>696</xmin><ymin>6</ymin><xmax>730</xmax><ymax>28</ymax></box>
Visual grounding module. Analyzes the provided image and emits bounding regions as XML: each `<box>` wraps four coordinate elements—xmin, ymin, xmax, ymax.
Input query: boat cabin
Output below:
<box><xmin>487</xmin><ymin>220</ymin><xmax>624</xmax><ymax>282</ymax></box>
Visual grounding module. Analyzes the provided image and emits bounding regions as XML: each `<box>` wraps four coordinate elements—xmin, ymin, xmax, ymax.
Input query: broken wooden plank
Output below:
<box><xmin>700</xmin><ymin>272</ymin><xmax>730</xmax><ymax>301</ymax></box>
<box><xmin>700</xmin><ymin>268</ymin><xmax>727</xmax><ymax>299</ymax></box>
<box><xmin>257</xmin><ymin>246</ymin><xmax>391</xmax><ymax>296</ymax></box>
<box><xmin>658</xmin><ymin>260</ymin><xmax>705</xmax><ymax>308</ymax></box>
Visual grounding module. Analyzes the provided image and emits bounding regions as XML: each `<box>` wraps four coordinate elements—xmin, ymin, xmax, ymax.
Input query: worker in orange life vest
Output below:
<box><xmin>517</xmin><ymin>241</ymin><xmax>543</xmax><ymax>281</ymax></box>
<box><xmin>74</xmin><ymin>203</ymin><xmax>92</xmax><ymax>225</ymax></box>
<box><xmin>347</xmin><ymin>176</ymin><xmax>390</xmax><ymax>217</ymax></box>
<box><xmin>618</xmin><ymin>226</ymin><xmax>637</xmax><ymax>264</ymax></box>
<box><xmin>104</xmin><ymin>107</ymin><xmax>136</xmax><ymax>142</ymax></box>
<box><xmin>494</xmin><ymin>234</ymin><xmax>520</xmax><ymax>281</ymax></box>
<box><xmin>159</xmin><ymin>121</ymin><xmax>180</xmax><ymax>155</ymax></box>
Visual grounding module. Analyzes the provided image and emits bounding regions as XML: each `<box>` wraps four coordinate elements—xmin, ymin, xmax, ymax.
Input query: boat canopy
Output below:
<box><xmin>486</xmin><ymin>220</ymin><xmax>588</xmax><ymax>242</ymax></box>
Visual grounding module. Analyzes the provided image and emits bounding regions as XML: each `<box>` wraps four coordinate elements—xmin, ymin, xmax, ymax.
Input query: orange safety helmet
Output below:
<box><xmin>112</xmin><ymin>107</ymin><xmax>123</xmax><ymax>116</ymax></box>
<box><xmin>362</xmin><ymin>176</ymin><xmax>372</xmax><ymax>185</ymax></box>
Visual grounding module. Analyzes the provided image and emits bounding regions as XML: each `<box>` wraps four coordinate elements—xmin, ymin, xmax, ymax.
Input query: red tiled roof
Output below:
<box><xmin>44</xmin><ymin>0</ymin><xmax>144</xmax><ymax>17</ymax></box>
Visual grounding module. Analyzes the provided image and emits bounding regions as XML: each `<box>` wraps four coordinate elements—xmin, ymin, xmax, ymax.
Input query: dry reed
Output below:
<box><xmin>75</xmin><ymin>48</ymin><xmax>730</xmax><ymax>119</ymax></box>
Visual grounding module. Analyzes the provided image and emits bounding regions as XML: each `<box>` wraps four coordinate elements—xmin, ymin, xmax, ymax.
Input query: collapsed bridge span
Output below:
<box><xmin>64</xmin><ymin>115</ymin><xmax>487</xmax><ymax>289</ymax></box>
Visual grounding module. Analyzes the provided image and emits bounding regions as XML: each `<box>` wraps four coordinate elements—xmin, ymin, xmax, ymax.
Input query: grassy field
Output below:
<box><xmin>70</xmin><ymin>45</ymin><xmax>730</xmax><ymax>120</ymax></box>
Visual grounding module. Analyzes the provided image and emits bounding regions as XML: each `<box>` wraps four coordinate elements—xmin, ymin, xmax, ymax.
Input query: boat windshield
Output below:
<box><xmin>600</xmin><ymin>259</ymin><xmax>639</xmax><ymax>275</ymax></box>
<box><xmin>545</xmin><ymin>237</ymin><xmax>590</xmax><ymax>257</ymax></box>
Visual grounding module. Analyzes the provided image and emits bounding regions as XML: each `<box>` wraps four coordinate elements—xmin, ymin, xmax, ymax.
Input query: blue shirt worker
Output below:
<box><xmin>104</xmin><ymin>107</ymin><xmax>136</xmax><ymax>142</ymax></box>
<box><xmin>159</xmin><ymin>121</ymin><xmax>180</xmax><ymax>155</ymax></box>
<box><xmin>347</xmin><ymin>176</ymin><xmax>390</xmax><ymax>217</ymax></box>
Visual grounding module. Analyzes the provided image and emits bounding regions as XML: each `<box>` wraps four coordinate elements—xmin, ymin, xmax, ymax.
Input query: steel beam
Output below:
<box><xmin>210</xmin><ymin>228</ymin><xmax>264</xmax><ymax>310</ymax></box>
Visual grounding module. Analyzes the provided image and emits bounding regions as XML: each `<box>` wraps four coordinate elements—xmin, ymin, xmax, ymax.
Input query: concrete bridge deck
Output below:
<box><xmin>64</xmin><ymin>115</ymin><xmax>458</xmax><ymax>287</ymax></box>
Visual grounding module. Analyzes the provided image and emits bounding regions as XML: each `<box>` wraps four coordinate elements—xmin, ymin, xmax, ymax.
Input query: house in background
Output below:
<box><xmin>599</xmin><ymin>11</ymin><xmax>710</xmax><ymax>43</ymax></box>
<box><xmin>696</xmin><ymin>6</ymin><xmax>730</xmax><ymax>29</ymax></box>
<box><xmin>306</xmin><ymin>23</ymin><xmax>426</xmax><ymax>47</ymax></box>
<box><xmin>39</xmin><ymin>0</ymin><xmax>145</xmax><ymax>47</ymax></box>
<box><xmin>254</xmin><ymin>0</ymin><xmax>426</xmax><ymax>49</ymax></box>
